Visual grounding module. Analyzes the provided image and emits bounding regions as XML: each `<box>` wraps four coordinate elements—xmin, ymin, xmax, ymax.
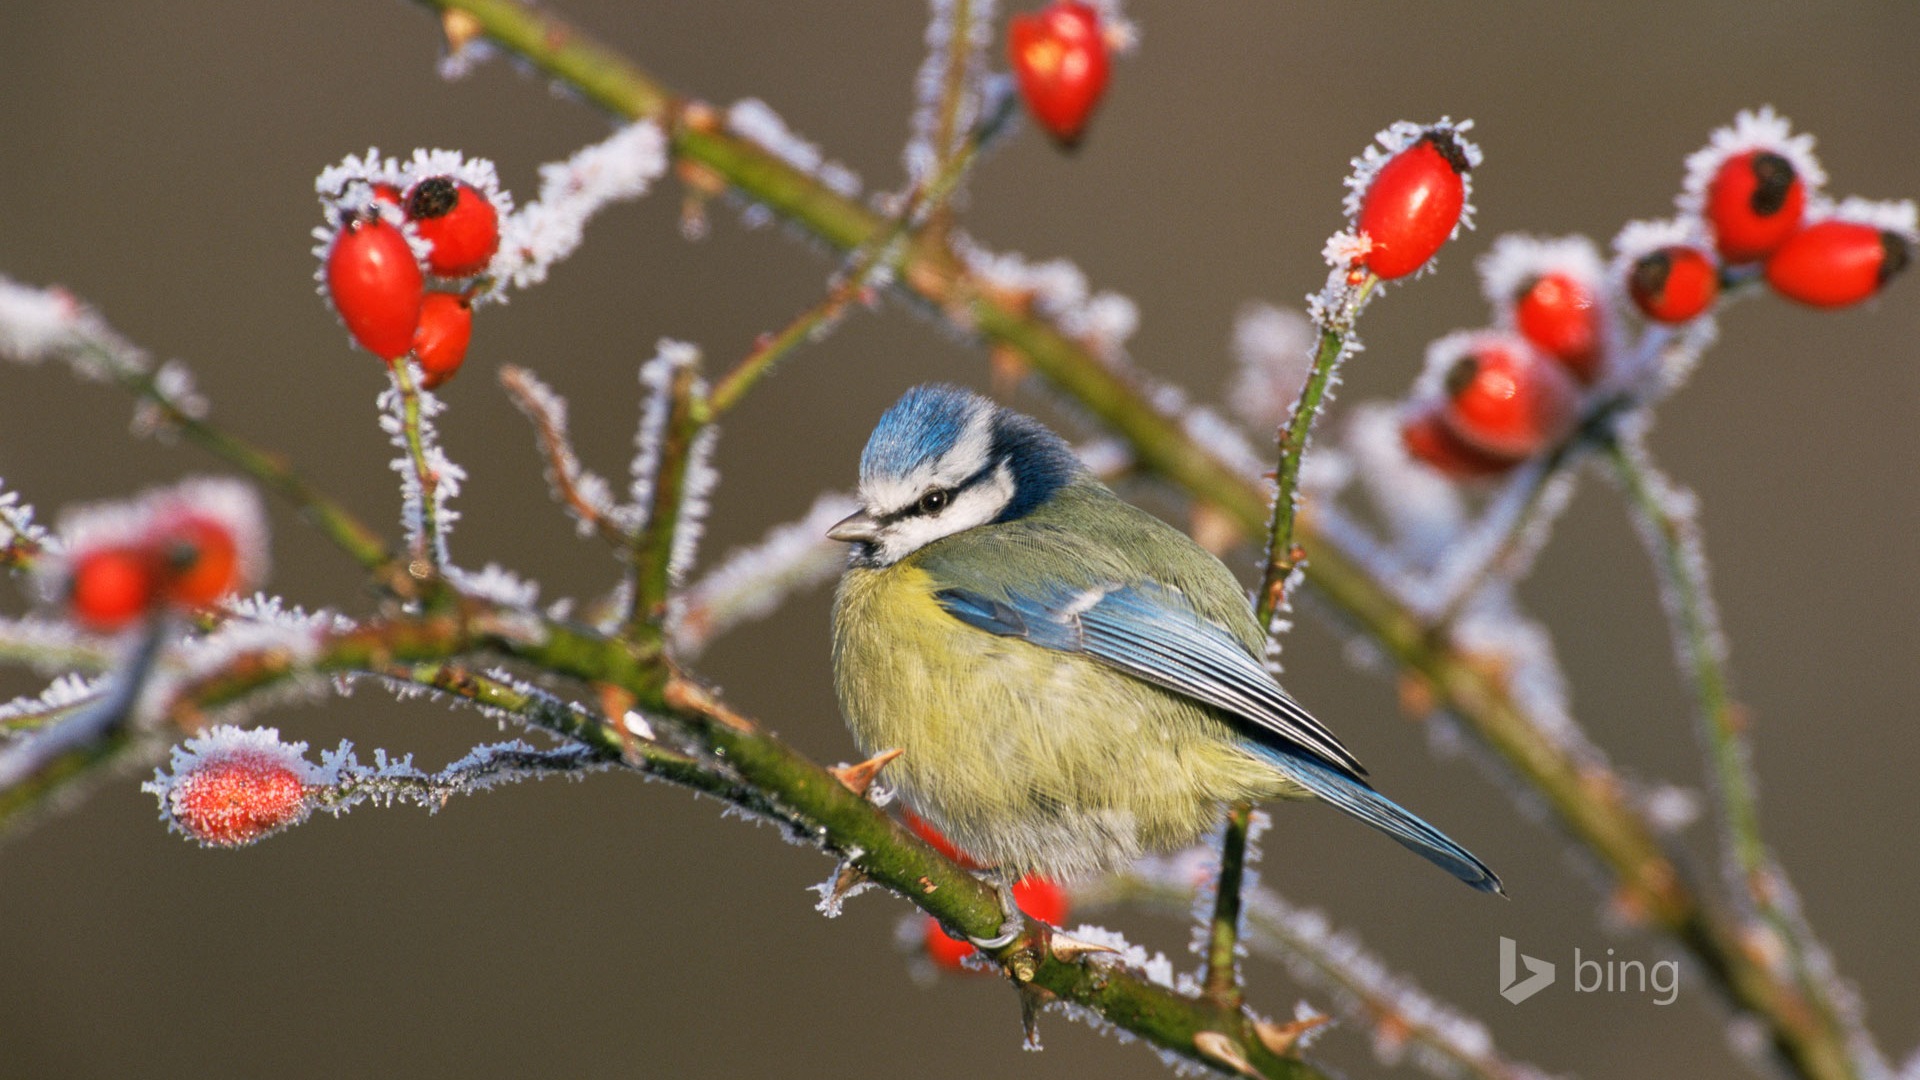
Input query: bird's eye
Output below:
<box><xmin>916</xmin><ymin>488</ymin><xmax>951</xmax><ymax>515</ymax></box>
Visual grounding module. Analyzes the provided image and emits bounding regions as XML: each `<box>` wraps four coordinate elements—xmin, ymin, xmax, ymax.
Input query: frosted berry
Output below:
<box><xmin>412</xmin><ymin>292</ymin><xmax>474</xmax><ymax>389</ymax></box>
<box><xmin>1765</xmin><ymin>220</ymin><xmax>1910</xmax><ymax>309</ymax></box>
<box><xmin>1401</xmin><ymin>407</ymin><xmax>1518</xmax><ymax>479</ymax></box>
<box><xmin>1008</xmin><ymin>1</ymin><xmax>1110</xmax><ymax>147</ymax></box>
<box><xmin>405</xmin><ymin>177</ymin><xmax>500</xmax><ymax>278</ymax></box>
<box><xmin>155</xmin><ymin>517</ymin><xmax>240</xmax><ymax>608</ymax></box>
<box><xmin>326</xmin><ymin>215</ymin><xmax>425</xmax><ymax>360</ymax></box>
<box><xmin>68</xmin><ymin>546</ymin><xmax>159</xmax><ymax>631</ymax></box>
<box><xmin>1357</xmin><ymin>132</ymin><xmax>1471</xmax><ymax>280</ymax></box>
<box><xmin>1706</xmin><ymin>151</ymin><xmax>1806</xmax><ymax>263</ymax></box>
<box><xmin>1514</xmin><ymin>273</ymin><xmax>1602</xmax><ymax>383</ymax></box>
<box><xmin>1440</xmin><ymin>339</ymin><xmax>1580</xmax><ymax>460</ymax></box>
<box><xmin>167</xmin><ymin>751</ymin><xmax>311</xmax><ymax>848</ymax></box>
<box><xmin>1627</xmin><ymin>246</ymin><xmax>1719</xmax><ymax>323</ymax></box>
<box><xmin>371</xmin><ymin>182</ymin><xmax>404</xmax><ymax>208</ymax></box>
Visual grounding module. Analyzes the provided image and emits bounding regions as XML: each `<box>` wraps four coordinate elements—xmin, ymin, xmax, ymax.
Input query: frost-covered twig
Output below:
<box><xmin>499</xmin><ymin>364</ymin><xmax>630</xmax><ymax>545</ymax></box>
<box><xmin>1088</xmin><ymin>857</ymin><xmax>1562</xmax><ymax>1080</ymax></box>
<box><xmin>381</xmin><ymin>358</ymin><xmax>462</xmax><ymax>575</ymax></box>
<box><xmin>0</xmin><ymin>277</ymin><xmax>399</xmax><ymax>585</ymax></box>
<box><xmin>626</xmin><ymin>345</ymin><xmax>714</xmax><ymax>633</ymax></box>
<box><xmin>668</xmin><ymin>492</ymin><xmax>857</xmax><ymax>659</ymax></box>
<box><xmin>0</xmin><ymin>623</ymin><xmax>166</xmax><ymax>827</ymax></box>
<box><xmin>1604</xmin><ymin>432</ymin><xmax>1873</xmax><ymax>1079</ymax></box>
<box><xmin>0</xmin><ymin>480</ymin><xmax>54</xmax><ymax>572</ymax></box>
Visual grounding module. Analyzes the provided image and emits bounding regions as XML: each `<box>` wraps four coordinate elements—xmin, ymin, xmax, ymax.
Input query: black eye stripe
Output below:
<box><xmin>875</xmin><ymin>457</ymin><xmax>1006</xmax><ymax>524</ymax></box>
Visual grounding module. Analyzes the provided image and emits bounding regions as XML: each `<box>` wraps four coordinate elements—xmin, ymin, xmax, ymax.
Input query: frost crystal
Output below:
<box><xmin>500</xmin><ymin>366</ymin><xmax>624</xmax><ymax>537</ymax></box>
<box><xmin>0</xmin><ymin>479</ymin><xmax>55</xmax><ymax>559</ymax></box>
<box><xmin>670</xmin><ymin>492</ymin><xmax>857</xmax><ymax>658</ymax></box>
<box><xmin>727</xmin><ymin>100</ymin><xmax>862</xmax><ymax>199</ymax></box>
<box><xmin>0</xmin><ymin>674</ymin><xmax>106</xmax><ymax>734</ymax></box>
<box><xmin>904</xmin><ymin>0</ymin><xmax>1000</xmax><ymax>186</ymax></box>
<box><xmin>1821</xmin><ymin>194</ymin><xmax>1920</xmax><ymax>239</ymax></box>
<box><xmin>1229</xmin><ymin>303</ymin><xmax>1317</xmax><ymax>434</ymax></box>
<box><xmin>954</xmin><ymin>235</ymin><xmax>1139</xmax><ymax>359</ymax></box>
<box><xmin>446</xmin><ymin>563</ymin><xmax>540</xmax><ymax>609</ymax></box>
<box><xmin>1676</xmin><ymin>107</ymin><xmax>1827</xmax><ymax>224</ymax></box>
<box><xmin>0</xmin><ymin>278</ymin><xmax>87</xmax><ymax>365</ymax></box>
<box><xmin>628</xmin><ymin>339</ymin><xmax>704</xmax><ymax>519</ymax></box>
<box><xmin>379</xmin><ymin>365</ymin><xmax>464</xmax><ymax>567</ymax></box>
<box><xmin>493</xmin><ymin>122</ymin><xmax>670</xmax><ymax>290</ymax></box>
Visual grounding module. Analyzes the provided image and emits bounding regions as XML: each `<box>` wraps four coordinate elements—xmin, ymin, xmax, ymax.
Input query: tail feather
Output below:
<box><xmin>1268</xmin><ymin>752</ymin><xmax>1505</xmax><ymax>895</ymax></box>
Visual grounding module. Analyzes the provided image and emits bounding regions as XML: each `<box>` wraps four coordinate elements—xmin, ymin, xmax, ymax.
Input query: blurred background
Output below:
<box><xmin>2</xmin><ymin>3</ymin><xmax>1916</xmax><ymax>1077</ymax></box>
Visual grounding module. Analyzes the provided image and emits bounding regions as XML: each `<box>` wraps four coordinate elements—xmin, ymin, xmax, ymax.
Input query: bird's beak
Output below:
<box><xmin>827</xmin><ymin>509</ymin><xmax>879</xmax><ymax>543</ymax></box>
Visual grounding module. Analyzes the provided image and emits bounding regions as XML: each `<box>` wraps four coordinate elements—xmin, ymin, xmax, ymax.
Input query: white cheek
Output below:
<box><xmin>869</xmin><ymin>465</ymin><xmax>1015</xmax><ymax>564</ymax></box>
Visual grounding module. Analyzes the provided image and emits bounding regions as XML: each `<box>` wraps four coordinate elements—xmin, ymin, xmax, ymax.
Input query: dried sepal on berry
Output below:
<box><xmin>1344</xmin><ymin>118</ymin><xmax>1482</xmax><ymax>281</ymax></box>
<box><xmin>1477</xmin><ymin>234</ymin><xmax>1613</xmax><ymax>385</ymax></box>
<box><xmin>144</xmin><ymin>725</ymin><xmax>322</xmax><ymax>848</ymax></box>
<box><xmin>1677</xmin><ymin>107</ymin><xmax>1826</xmax><ymax>264</ymax></box>
<box><xmin>1765</xmin><ymin>198</ymin><xmax>1915</xmax><ymax>309</ymax></box>
<box><xmin>405</xmin><ymin>177</ymin><xmax>501</xmax><ymax>278</ymax></box>
<box><xmin>1613</xmin><ymin>218</ymin><xmax>1720</xmax><ymax>325</ymax></box>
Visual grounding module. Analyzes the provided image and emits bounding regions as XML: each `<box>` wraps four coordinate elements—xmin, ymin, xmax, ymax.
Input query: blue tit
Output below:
<box><xmin>829</xmin><ymin>384</ymin><xmax>1502</xmax><ymax>894</ymax></box>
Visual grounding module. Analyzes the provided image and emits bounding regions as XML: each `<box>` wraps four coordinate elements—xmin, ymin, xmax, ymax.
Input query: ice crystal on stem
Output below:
<box><xmin>495</xmin><ymin>122</ymin><xmax>669</xmax><ymax>290</ymax></box>
<box><xmin>670</xmin><ymin>492</ymin><xmax>858</xmax><ymax>658</ymax></box>
<box><xmin>904</xmin><ymin>0</ymin><xmax>1000</xmax><ymax>187</ymax></box>
<box><xmin>379</xmin><ymin>362</ymin><xmax>463</xmax><ymax>570</ymax></box>
<box><xmin>727</xmin><ymin>100</ymin><xmax>862</xmax><ymax>202</ymax></box>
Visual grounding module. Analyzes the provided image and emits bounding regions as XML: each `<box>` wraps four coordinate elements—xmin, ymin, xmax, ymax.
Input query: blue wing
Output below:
<box><xmin>934</xmin><ymin>581</ymin><xmax>1368</xmax><ymax>781</ymax></box>
<box><xmin>935</xmin><ymin>581</ymin><xmax>1506</xmax><ymax>894</ymax></box>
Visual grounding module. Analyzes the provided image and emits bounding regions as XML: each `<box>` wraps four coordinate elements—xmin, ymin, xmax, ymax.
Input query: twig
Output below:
<box><xmin>1604</xmin><ymin>432</ymin><xmax>1862</xmax><ymax>1078</ymax></box>
<box><xmin>499</xmin><ymin>364</ymin><xmax>631</xmax><ymax>547</ymax></box>
<box><xmin>157</xmin><ymin>591</ymin><xmax>1331</xmax><ymax>1079</ymax></box>
<box><xmin>626</xmin><ymin>362</ymin><xmax>706</xmax><ymax>633</ymax></box>
<box><xmin>385</xmin><ymin>358</ymin><xmax>446</xmax><ymax>578</ymax></box>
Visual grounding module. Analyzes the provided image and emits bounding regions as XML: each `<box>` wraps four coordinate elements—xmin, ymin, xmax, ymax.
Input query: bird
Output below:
<box><xmin>828</xmin><ymin>383</ymin><xmax>1502</xmax><ymax>901</ymax></box>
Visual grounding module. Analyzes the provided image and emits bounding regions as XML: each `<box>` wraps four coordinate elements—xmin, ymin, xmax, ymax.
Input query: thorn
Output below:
<box><xmin>830</xmin><ymin>747</ymin><xmax>903</xmax><ymax>798</ymax></box>
<box><xmin>827</xmin><ymin>861</ymin><xmax>867</xmax><ymax>908</ymax></box>
<box><xmin>1018</xmin><ymin>985</ymin><xmax>1046</xmax><ymax>1051</ymax></box>
<box><xmin>1193</xmin><ymin>1031</ymin><xmax>1265</xmax><ymax>1078</ymax></box>
<box><xmin>1047</xmin><ymin>929</ymin><xmax>1120</xmax><ymax>964</ymax></box>
<box><xmin>663</xmin><ymin>677</ymin><xmax>755</xmax><ymax>732</ymax></box>
<box><xmin>596</xmin><ymin>682</ymin><xmax>640</xmax><ymax>760</ymax></box>
<box><xmin>1253</xmin><ymin>1013</ymin><xmax>1331</xmax><ymax>1057</ymax></box>
<box><xmin>440</xmin><ymin>7</ymin><xmax>483</xmax><ymax>54</ymax></box>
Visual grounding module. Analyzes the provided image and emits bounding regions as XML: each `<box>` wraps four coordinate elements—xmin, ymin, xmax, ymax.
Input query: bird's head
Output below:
<box><xmin>829</xmin><ymin>384</ymin><xmax>1083</xmax><ymax>566</ymax></box>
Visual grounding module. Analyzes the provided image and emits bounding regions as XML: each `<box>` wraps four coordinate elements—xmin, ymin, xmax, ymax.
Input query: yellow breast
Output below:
<box><xmin>831</xmin><ymin>563</ymin><xmax>1298</xmax><ymax>879</ymax></box>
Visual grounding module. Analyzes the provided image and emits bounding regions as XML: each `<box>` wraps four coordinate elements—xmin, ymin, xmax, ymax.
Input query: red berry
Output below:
<box><xmin>155</xmin><ymin>517</ymin><xmax>240</xmax><ymax>608</ymax></box>
<box><xmin>168</xmin><ymin>751</ymin><xmax>311</xmax><ymax>848</ymax></box>
<box><xmin>1765</xmin><ymin>220</ymin><xmax>1910</xmax><ymax>309</ymax></box>
<box><xmin>413</xmin><ymin>292</ymin><xmax>474</xmax><ymax>389</ymax></box>
<box><xmin>1400</xmin><ymin>407</ymin><xmax>1518</xmax><ymax>479</ymax></box>
<box><xmin>68</xmin><ymin>546</ymin><xmax>160</xmax><ymax>631</ymax></box>
<box><xmin>1627</xmin><ymin>246</ymin><xmax>1719</xmax><ymax>323</ymax></box>
<box><xmin>923</xmin><ymin>917</ymin><xmax>980</xmax><ymax>971</ymax></box>
<box><xmin>326</xmin><ymin>215</ymin><xmax>425</xmax><ymax>360</ymax></box>
<box><xmin>371</xmin><ymin>182</ymin><xmax>404</xmax><ymax>208</ymax></box>
<box><xmin>1357</xmin><ymin>132</ymin><xmax>1470</xmax><ymax>280</ymax></box>
<box><xmin>1012</xmin><ymin>875</ymin><xmax>1070</xmax><ymax>926</ymax></box>
<box><xmin>1008</xmin><ymin>2</ymin><xmax>1110</xmax><ymax>147</ymax></box>
<box><xmin>1440</xmin><ymin>339</ymin><xmax>1580</xmax><ymax>460</ymax></box>
<box><xmin>1514</xmin><ymin>273</ymin><xmax>1602</xmax><ymax>383</ymax></box>
<box><xmin>902</xmin><ymin>810</ymin><xmax>981</xmax><ymax>869</ymax></box>
<box><xmin>1705</xmin><ymin>151</ymin><xmax>1806</xmax><ymax>263</ymax></box>
<box><xmin>405</xmin><ymin>177</ymin><xmax>500</xmax><ymax>278</ymax></box>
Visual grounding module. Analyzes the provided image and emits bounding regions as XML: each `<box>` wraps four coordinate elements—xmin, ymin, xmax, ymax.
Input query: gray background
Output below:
<box><xmin>2</xmin><ymin>3</ymin><xmax>1916</xmax><ymax>1078</ymax></box>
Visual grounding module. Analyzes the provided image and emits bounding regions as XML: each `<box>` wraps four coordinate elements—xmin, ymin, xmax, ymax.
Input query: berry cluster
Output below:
<box><xmin>901</xmin><ymin>811</ymin><xmax>1072</xmax><ymax>972</ymax></box>
<box><xmin>47</xmin><ymin>478</ymin><xmax>264</xmax><ymax>632</ymax></box>
<box><xmin>1401</xmin><ymin>110</ymin><xmax>1912</xmax><ymax>480</ymax></box>
<box><xmin>317</xmin><ymin>154</ymin><xmax>504</xmax><ymax>387</ymax></box>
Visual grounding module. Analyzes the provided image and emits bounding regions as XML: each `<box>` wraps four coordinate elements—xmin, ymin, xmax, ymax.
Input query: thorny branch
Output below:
<box><xmin>402</xmin><ymin>3</ymin><xmax>1865</xmax><ymax>1076</ymax></box>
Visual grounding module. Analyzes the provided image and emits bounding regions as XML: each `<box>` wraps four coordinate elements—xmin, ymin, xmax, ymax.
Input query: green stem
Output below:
<box><xmin>1604</xmin><ymin>434</ymin><xmax>1854</xmax><ymax>1079</ymax></box>
<box><xmin>168</xmin><ymin>595</ymin><xmax>1329</xmax><ymax>1079</ymax></box>
<box><xmin>386</xmin><ymin>358</ymin><xmax>445</xmax><ymax>578</ymax></box>
<box><xmin>1200</xmin><ymin>801</ymin><xmax>1252</xmax><ymax>1008</ymax></box>
<box><xmin>626</xmin><ymin>363</ymin><xmax>706</xmax><ymax>634</ymax></box>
